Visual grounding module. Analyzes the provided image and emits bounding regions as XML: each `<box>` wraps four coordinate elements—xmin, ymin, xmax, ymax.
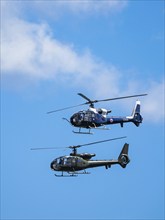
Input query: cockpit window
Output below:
<box><xmin>56</xmin><ymin>157</ymin><xmax>78</xmax><ymax>166</ymax></box>
<box><xmin>80</xmin><ymin>113</ymin><xmax>84</xmax><ymax>119</ymax></box>
<box><xmin>65</xmin><ymin>157</ymin><xmax>72</xmax><ymax>165</ymax></box>
<box><xmin>56</xmin><ymin>157</ymin><xmax>64</xmax><ymax>165</ymax></box>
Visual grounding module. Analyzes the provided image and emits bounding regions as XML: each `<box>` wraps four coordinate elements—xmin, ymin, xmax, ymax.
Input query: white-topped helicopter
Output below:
<box><xmin>47</xmin><ymin>93</ymin><xmax>147</xmax><ymax>134</ymax></box>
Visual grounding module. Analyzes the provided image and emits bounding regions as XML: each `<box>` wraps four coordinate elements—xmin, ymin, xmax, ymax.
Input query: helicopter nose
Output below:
<box><xmin>50</xmin><ymin>162</ymin><xmax>55</xmax><ymax>170</ymax></box>
<box><xmin>70</xmin><ymin>115</ymin><xmax>76</xmax><ymax>125</ymax></box>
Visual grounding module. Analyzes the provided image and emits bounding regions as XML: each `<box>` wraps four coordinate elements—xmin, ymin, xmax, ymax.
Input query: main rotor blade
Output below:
<box><xmin>31</xmin><ymin>136</ymin><xmax>126</xmax><ymax>151</ymax></box>
<box><xmin>30</xmin><ymin>147</ymin><xmax>64</xmax><ymax>150</ymax></box>
<box><xmin>47</xmin><ymin>103</ymin><xmax>86</xmax><ymax>114</ymax></box>
<box><xmin>94</xmin><ymin>94</ymin><xmax>148</xmax><ymax>103</ymax></box>
<box><xmin>47</xmin><ymin>93</ymin><xmax>147</xmax><ymax>113</ymax></box>
<box><xmin>75</xmin><ymin>136</ymin><xmax>127</xmax><ymax>148</ymax></box>
<box><xmin>78</xmin><ymin>93</ymin><xmax>93</xmax><ymax>103</ymax></box>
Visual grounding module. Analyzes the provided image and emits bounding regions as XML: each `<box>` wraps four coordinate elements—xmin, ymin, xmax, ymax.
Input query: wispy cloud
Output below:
<box><xmin>47</xmin><ymin>0</ymin><xmax>128</xmax><ymax>13</ymax></box>
<box><xmin>142</xmin><ymin>81</ymin><xmax>164</xmax><ymax>122</ymax></box>
<box><xmin>1</xmin><ymin>1</ymin><xmax>164</xmax><ymax>122</ymax></box>
<box><xmin>22</xmin><ymin>0</ymin><xmax>128</xmax><ymax>19</ymax></box>
<box><xmin>1</xmin><ymin>7</ymin><xmax>121</xmax><ymax>96</ymax></box>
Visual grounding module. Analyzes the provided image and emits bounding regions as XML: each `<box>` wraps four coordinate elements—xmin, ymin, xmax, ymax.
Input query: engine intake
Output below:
<box><xmin>70</xmin><ymin>153</ymin><xmax>96</xmax><ymax>160</ymax></box>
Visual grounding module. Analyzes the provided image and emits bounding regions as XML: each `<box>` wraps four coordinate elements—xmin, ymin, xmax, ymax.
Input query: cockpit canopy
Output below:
<box><xmin>50</xmin><ymin>156</ymin><xmax>87</xmax><ymax>171</ymax></box>
<box><xmin>70</xmin><ymin>110</ymin><xmax>96</xmax><ymax>126</ymax></box>
<box><xmin>54</xmin><ymin>156</ymin><xmax>76</xmax><ymax>166</ymax></box>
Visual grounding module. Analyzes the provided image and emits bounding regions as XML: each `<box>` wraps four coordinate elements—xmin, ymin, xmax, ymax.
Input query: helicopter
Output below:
<box><xmin>31</xmin><ymin>136</ymin><xmax>130</xmax><ymax>177</ymax></box>
<box><xmin>47</xmin><ymin>93</ymin><xmax>147</xmax><ymax>134</ymax></box>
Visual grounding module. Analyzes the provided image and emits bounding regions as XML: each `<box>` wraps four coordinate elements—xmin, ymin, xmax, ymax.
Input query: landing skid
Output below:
<box><xmin>63</xmin><ymin>118</ymin><xmax>110</xmax><ymax>134</ymax></box>
<box><xmin>72</xmin><ymin>128</ymin><xmax>93</xmax><ymax>135</ymax></box>
<box><xmin>89</xmin><ymin>123</ymin><xmax>111</xmax><ymax>131</ymax></box>
<box><xmin>54</xmin><ymin>170</ymin><xmax>90</xmax><ymax>177</ymax></box>
<box><xmin>62</xmin><ymin>118</ymin><xmax>93</xmax><ymax>134</ymax></box>
<box><xmin>69</xmin><ymin>170</ymin><xmax>90</xmax><ymax>175</ymax></box>
<box><xmin>94</xmin><ymin>126</ymin><xmax>110</xmax><ymax>131</ymax></box>
<box><xmin>72</xmin><ymin>126</ymin><xmax>110</xmax><ymax>135</ymax></box>
<box><xmin>55</xmin><ymin>173</ymin><xmax>78</xmax><ymax>177</ymax></box>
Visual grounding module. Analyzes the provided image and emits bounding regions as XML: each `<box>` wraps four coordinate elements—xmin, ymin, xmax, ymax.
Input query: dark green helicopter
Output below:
<box><xmin>31</xmin><ymin>137</ymin><xmax>130</xmax><ymax>177</ymax></box>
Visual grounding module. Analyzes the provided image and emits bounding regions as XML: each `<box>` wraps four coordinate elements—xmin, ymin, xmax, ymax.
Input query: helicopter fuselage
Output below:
<box><xmin>47</xmin><ymin>93</ymin><xmax>146</xmax><ymax>133</ymax></box>
<box><xmin>50</xmin><ymin>143</ymin><xmax>130</xmax><ymax>174</ymax></box>
<box><xmin>70</xmin><ymin>105</ymin><xmax>142</xmax><ymax>129</ymax></box>
<box><xmin>51</xmin><ymin>155</ymin><xmax>119</xmax><ymax>172</ymax></box>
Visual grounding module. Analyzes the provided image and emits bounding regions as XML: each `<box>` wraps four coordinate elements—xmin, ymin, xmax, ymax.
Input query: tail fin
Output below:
<box><xmin>118</xmin><ymin>143</ymin><xmax>130</xmax><ymax>168</ymax></box>
<box><xmin>131</xmin><ymin>100</ymin><xmax>143</xmax><ymax>127</ymax></box>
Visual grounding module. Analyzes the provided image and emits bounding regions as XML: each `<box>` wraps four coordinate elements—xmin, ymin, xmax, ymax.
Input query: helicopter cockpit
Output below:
<box><xmin>70</xmin><ymin>111</ymin><xmax>85</xmax><ymax>126</ymax></box>
<box><xmin>70</xmin><ymin>110</ymin><xmax>94</xmax><ymax>126</ymax></box>
<box><xmin>50</xmin><ymin>156</ymin><xmax>78</xmax><ymax>171</ymax></box>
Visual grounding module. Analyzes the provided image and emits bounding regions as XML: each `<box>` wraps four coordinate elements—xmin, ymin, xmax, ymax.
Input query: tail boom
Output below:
<box><xmin>106</xmin><ymin>100</ymin><xmax>143</xmax><ymax>127</ymax></box>
<box><xmin>87</xmin><ymin>143</ymin><xmax>130</xmax><ymax>169</ymax></box>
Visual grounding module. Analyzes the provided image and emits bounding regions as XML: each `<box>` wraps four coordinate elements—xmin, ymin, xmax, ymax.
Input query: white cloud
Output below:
<box><xmin>1</xmin><ymin>12</ymin><xmax>121</xmax><ymax>96</ymax></box>
<box><xmin>22</xmin><ymin>0</ymin><xmax>128</xmax><ymax>19</ymax></box>
<box><xmin>1</xmin><ymin>0</ymin><xmax>128</xmax><ymax>24</ymax></box>
<box><xmin>52</xmin><ymin>0</ymin><xmax>128</xmax><ymax>14</ymax></box>
<box><xmin>142</xmin><ymin>81</ymin><xmax>164</xmax><ymax>122</ymax></box>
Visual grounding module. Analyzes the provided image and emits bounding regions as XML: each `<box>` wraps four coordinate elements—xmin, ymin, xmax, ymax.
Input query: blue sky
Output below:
<box><xmin>1</xmin><ymin>1</ymin><xmax>164</xmax><ymax>220</ymax></box>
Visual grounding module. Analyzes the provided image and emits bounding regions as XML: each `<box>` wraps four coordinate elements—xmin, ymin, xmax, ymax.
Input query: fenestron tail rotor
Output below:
<box><xmin>47</xmin><ymin>93</ymin><xmax>147</xmax><ymax>113</ymax></box>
